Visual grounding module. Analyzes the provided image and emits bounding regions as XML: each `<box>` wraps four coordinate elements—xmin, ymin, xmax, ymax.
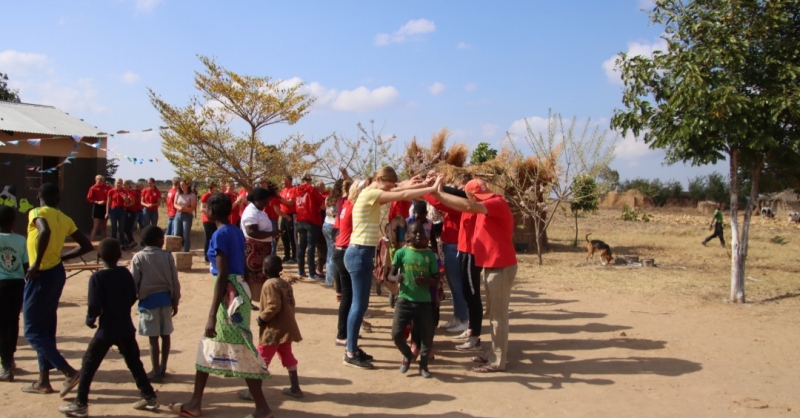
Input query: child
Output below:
<box><xmin>257</xmin><ymin>255</ymin><xmax>303</xmax><ymax>397</ymax></box>
<box><xmin>386</xmin><ymin>221</ymin><xmax>440</xmax><ymax>378</ymax></box>
<box><xmin>130</xmin><ymin>225</ymin><xmax>181</xmax><ymax>383</ymax></box>
<box><xmin>0</xmin><ymin>206</ymin><xmax>28</xmax><ymax>382</ymax></box>
<box><xmin>58</xmin><ymin>238</ymin><xmax>158</xmax><ymax>417</ymax></box>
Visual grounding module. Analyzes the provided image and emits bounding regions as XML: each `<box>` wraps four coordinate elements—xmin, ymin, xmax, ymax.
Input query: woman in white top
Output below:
<box><xmin>241</xmin><ymin>187</ymin><xmax>282</xmax><ymax>302</ymax></box>
<box><xmin>173</xmin><ymin>179</ymin><xmax>197</xmax><ymax>252</ymax></box>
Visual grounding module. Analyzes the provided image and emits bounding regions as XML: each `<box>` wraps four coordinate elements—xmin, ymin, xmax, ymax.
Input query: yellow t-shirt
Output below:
<box><xmin>27</xmin><ymin>206</ymin><xmax>78</xmax><ymax>271</ymax></box>
<box><xmin>349</xmin><ymin>188</ymin><xmax>383</xmax><ymax>246</ymax></box>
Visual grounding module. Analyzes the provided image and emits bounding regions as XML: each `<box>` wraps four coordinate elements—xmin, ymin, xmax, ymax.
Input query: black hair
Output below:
<box><xmin>38</xmin><ymin>183</ymin><xmax>60</xmax><ymax>205</ymax></box>
<box><xmin>98</xmin><ymin>238</ymin><xmax>121</xmax><ymax>264</ymax></box>
<box><xmin>247</xmin><ymin>187</ymin><xmax>270</xmax><ymax>203</ymax></box>
<box><xmin>0</xmin><ymin>206</ymin><xmax>15</xmax><ymax>227</ymax></box>
<box><xmin>413</xmin><ymin>201</ymin><xmax>427</xmax><ymax>215</ymax></box>
<box><xmin>263</xmin><ymin>254</ymin><xmax>283</xmax><ymax>277</ymax></box>
<box><xmin>142</xmin><ymin>225</ymin><xmax>165</xmax><ymax>247</ymax></box>
<box><xmin>208</xmin><ymin>192</ymin><xmax>232</xmax><ymax>219</ymax></box>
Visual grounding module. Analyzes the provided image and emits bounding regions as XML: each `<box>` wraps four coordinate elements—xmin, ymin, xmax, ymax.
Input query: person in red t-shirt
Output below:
<box><xmin>333</xmin><ymin>181</ymin><xmax>357</xmax><ymax>346</ymax></box>
<box><xmin>279</xmin><ymin>176</ymin><xmax>297</xmax><ymax>263</ymax></box>
<box><xmin>86</xmin><ymin>174</ymin><xmax>111</xmax><ymax>241</ymax></box>
<box><xmin>200</xmin><ymin>182</ymin><xmax>219</xmax><ymax>263</ymax></box>
<box><xmin>294</xmin><ymin>173</ymin><xmax>324</xmax><ymax>278</ymax></box>
<box><xmin>123</xmin><ymin>180</ymin><xmax>141</xmax><ymax>249</ymax></box>
<box><xmin>165</xmin><ymin>178</ymin><xmax>180</xmax><ymax>236</ymax></box>
<box><xmin>141</xmin><ymin>178</ymin><xmax>162</xmax><ymax>228</ymax></box>
<box><xmin>263</xmin><ymin>182</ymin><xmax>285</xmax><ymax>255</ymax></box>
<box><xmin>106</xmin><ymin>178</ymin><xmax>130</xmax><ymax>247</ymax></box>
<box><xmin>432</xmin><ymin>177</ymin><xmax>517</xmax><ymax>373</ymax></box>
<box><xmin>224</xmin><ymin>181</ymin><xmax>240</xmax><ymax>227</ymax></box>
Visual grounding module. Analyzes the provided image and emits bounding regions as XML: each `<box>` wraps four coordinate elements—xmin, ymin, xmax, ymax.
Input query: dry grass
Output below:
<box><xmin>514</xmin><ymin>207</ymin><xmax>800</xmax><ymax>306</ymax></box>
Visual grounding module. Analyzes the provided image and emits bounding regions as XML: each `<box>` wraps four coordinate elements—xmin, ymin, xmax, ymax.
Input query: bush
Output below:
<box><xmin>621</xmin><ymin>204</ymin><xmax>651</xmax><ymax>222</ymax></box>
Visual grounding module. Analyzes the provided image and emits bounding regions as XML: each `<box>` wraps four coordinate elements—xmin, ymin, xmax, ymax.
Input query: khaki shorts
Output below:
<box><xmin>138</xmin><ymin>305</ymin><xmax>174</xmax><ymax>337</ymax></box>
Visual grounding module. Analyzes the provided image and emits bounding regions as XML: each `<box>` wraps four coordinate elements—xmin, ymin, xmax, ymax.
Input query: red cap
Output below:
<box><xmin>464</xmin><ymin>178</ymin><xmax>495</xmax><ymax>201</ymax></box>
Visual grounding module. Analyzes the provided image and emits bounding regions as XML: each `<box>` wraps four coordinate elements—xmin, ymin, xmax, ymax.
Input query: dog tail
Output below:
<box><xmin>585</xmin><ymin>233</ymin><xmax>592</xmax><ymax>243</ymax></box>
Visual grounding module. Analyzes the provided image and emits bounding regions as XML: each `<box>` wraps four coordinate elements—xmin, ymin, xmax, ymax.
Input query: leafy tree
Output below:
<box><xmin>569</xmin><ymin>175</ymin><xmax>600</xmax><ymax>246</ymax></box>
<box><xmin>470</xmin><ymin>142</ymin><xmax>498</xmax><ymax>165</ymax></box>
<box><xmin>610</xmin><ymin>0</ymin><xmax>800</xmax><ymax>303</ymax></box>
<box><xmin>597</xmin><ymin>166</ymin><xmax>620</xmax><ymax>194</ymax></box>
<box><xmin>148</xmin><ymin>55</ymin><xmax>323</xmax><ymax>191</ymax></box>
<box><xmin>0</xmin><ymin>72</ymin><xmax>20</xmax><ymax>102</ymax></box>
<box><xmin>104</xmin><ymin>157</ymin><xmax>119</xmax><ymax>181</ymax></box>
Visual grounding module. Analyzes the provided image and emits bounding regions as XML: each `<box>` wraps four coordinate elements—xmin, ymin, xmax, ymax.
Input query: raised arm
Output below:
<box><xmin>432</xmin><ymin>187</ymin><xmax>488</xmax><ymax>215</ymax></box>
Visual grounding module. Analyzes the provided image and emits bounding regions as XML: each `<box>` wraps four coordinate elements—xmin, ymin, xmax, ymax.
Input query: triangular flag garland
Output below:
<box><xmin>26</xmin><ymin>139</ymin><xmax>41</xmax><ymax>148</ymax></box>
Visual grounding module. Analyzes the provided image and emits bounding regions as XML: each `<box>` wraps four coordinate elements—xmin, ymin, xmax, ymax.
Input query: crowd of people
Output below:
<box><xmin>0</xmin><ymin>164</ymin><xmax>519</xmax><ymax>417</ymax></box>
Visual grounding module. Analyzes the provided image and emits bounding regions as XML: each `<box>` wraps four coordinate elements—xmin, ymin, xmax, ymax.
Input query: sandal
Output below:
<box><xmin>237</xmin><ymin>388</ymin><xmax>255</xmax><ymax>401</ymax></box>
<box><xmin>168</xmin><ymin>402</ymin><xmax>203</xmax><ymax>417</ymax></box>
<box><xmin>471</xmin><ymin>356</ymin><xmax>488</xmax><ymax>364</ymax></box>
<box><xmin>60</xmin><ymin>373</ymin><xmax>80</xmax><ymax>398</ymax></box>
<box><xmin>281</xmin><ymin>387</ymin><xmax>304</xmax><ymax>398</ymax></box>
<box><xmin>472</xmin><ymin>365</ymin><xmax>501</xmax><ymax>373</ymax></box>
<box><xmin>21</xmin><ymin>382</ymin><xmax>54</xmax><ymax>394</ymax></box>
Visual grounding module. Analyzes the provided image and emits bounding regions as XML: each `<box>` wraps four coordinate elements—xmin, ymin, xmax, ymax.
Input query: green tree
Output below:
<box><xmin>597</xmin><ymin>166</ymin><xmax>620</xmax><ymax>194</ymax></box>
<box><xmin>470</xmin><ymin>142</ymin><xmax>498</xmax><ymax>165</ymax></box>
<box><xmin>1</xmin><ymin>72</ymin><xmax>21</xmax><ymax>102</ymax></box>
<box><xmin>610</xmin><ymin>0</ymin><xmax>800</xmax><ymax>303</ymax></box>
<box><xmin>570</xmin><ymin>175</ymin><xmax>600</xmax><ymax>246</ymax></box>
<box><xmin>148</xmin><ymin>55</ymin><xmax>323</xmax><ymax>191</ymax></box>
<box><xmin>105</xmin><ymin>157</ymin><xmax>119</xmax><ymax>180</ymax></box>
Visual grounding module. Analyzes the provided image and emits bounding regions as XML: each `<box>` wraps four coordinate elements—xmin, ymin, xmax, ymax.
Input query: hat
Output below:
<box><xmin>464</xmin><ymin>179</ymin><xmax>495</xmax><ymax>201</ymax></box>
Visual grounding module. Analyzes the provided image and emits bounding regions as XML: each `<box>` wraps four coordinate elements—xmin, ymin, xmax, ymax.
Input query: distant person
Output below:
<box><xmin>173</xmin><ymin>179</ymin><xmax>197</xmax><ymax>253</ymax></box>
<box><xmin>123</xmin><ymin>180</ymin><xmax>140</xmax><ymax>250</ymax></box>
<box><xmin>200</xmin><ymin>182</ymin><xmax>219</xmax><ymax>263</ymax></box>
<box><xmin>224</xmin><ymin>180</ymin><xmax>241</xmax><ymax>226</ymax></box>
<box><xmin>130</xmin><ymin>226</ymin><xmax>181</xmax><ymax>384</ymax></box>
<box><xmin>323</xmin><ymin>180</ymin><xmax>344</xmax><ymax>286</ymax></box>
<box><xmin>702</xmin><ymin>203</ymin><xmax>726</xmax><ymax>248</ymax></box>
<box><xmin>57</xmin><ymin>238</ymin><xmax>158</xmax><ymax>417</ymax></box>
<box><xmin>141</xmin><ymin>178</ymin><xmax>161</xmax><ymax>229</ymax></box>
<box><xmin>165</xmin><ymin>178</ymin><xmax>180</xmax><ymax>236</ymax></box>
<box><xmin>23</xmin><ymin>183</ymin><xmax>93</xmax><ymax>395</ymax></box>
<box><xmin>86</xmin><ymin>175</ymin><xmax>111</xmax><ymax>242</ymax></box>
<box><xmin>294</xmin><ymin>173</ymin><xmax>324</xmax><ymax>279</ymax></box>
<box><xmin>106</xmin><ymin>178</ymin><xmax>129</xmax><ymax>248</ymax></box>
<box><xmin>0</xmin><ymin>206</ymin><xmax>28</xmax><ymax>382</ymax></box>
<box><xmin>265</xmin><ymin>182</ymin><xmax>287</xmax><ymax>255</ymax></box>
<box><xmin>279</xmin><ymin>175</ymin><xmax>298</xmax><ymax>264</ymax></box>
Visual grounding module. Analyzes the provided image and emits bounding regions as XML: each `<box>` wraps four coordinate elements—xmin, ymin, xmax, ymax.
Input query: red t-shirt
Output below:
<box><xmin>166</xmin><ymin>187</ymin><xmax>178</xmax><ymax>217</ymax></box>
<box><xmin>228</xmin><ymin>192</ymin><xmax>241</xmax><ymax>225</ymax></box>
<box><xmin>86</xmin><ymin>183</ymin><xmax>111</xmax><ymax>205</ymax></box>
<box><xmin>472</xmin><ymin>195</ymin><xmax>517</xmax><ymax>268</ymax></box>
<box><xmin>457</xmin><ymin>212</ymin><xmax>477</xmax><ymax>254</ymax></box>
<box><xmin>264</xmin><ymin>196</ymin><xmax>279</xmax><ymax>220</ymax></box>
<box><xmin>236</xmin><ymin>188</ymin><xmax>248</xmax><ymax>217</ymax></box>
<box><xmin>388</xmin><ymin>200</ymin><xmax>411</xmax><ymax>223</ymax></box>
<box><xmin>424</xmin><ymin>194</ymin><xmax>461</xmax><ymax>245</ymax></box>
<box><xmin>294</xmin><ymin>184</ymin><xmax>324</xmax><ymax>225</ymax></box>
<box><xmin>280</xmin><ymin>186</ymin><xmax>297</xmax><ymax>215</ymax></box>
<box><xmin>108</xmin><ymin>188</ymin><xmax>127</xmax><ymax>210</ymax></box>
<box><xmin>141</xmin><ymin>188</ymin><xmax>161</xmax><ymax>212</ymax></box>
<box><xmin>201</xmin><ymin>192</ymin><xmax>212</xmax><ymax>223</ymax></box>
<box><xmin>335</xmin><ymin>200</ymin><xmax>354</xmax><ymax>247</ymax></box>
<box><xmin>126</xmin><ymin>189</ymin><xmax>143</xmax><ymax>212</ymax></box>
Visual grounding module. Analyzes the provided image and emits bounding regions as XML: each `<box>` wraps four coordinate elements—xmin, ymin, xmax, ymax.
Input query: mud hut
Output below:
<box><xmin>697</xmin><ymin>200</ymin><xmax>718</xmax><ymax>215</ymax></box>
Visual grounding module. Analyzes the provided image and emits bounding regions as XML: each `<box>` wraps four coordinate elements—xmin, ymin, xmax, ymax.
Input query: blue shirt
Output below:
<box><xmin>0</xmin><ymin>232</ymin><xmax>28</xmax><ymax>280</ymax></box>
<box><xmin>138</xmin><ymin>291</ymin><xmax>172</xmax><ymax>311</ymax></box>
<box><xmin>207</xmin><ymin>224</ymin><xmax>246</xmax><ymax>275</ymax></box>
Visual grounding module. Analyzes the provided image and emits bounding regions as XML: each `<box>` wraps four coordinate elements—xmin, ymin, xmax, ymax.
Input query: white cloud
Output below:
<box><xmin>332</xmin><ymin>86</ymin><xmax>399</xmax><ymax>112</ymax></box>
<box><xmin>134</xmin><ymin>0</ymin><xmax>162</xmax><ymax>12</ymax></box>
<box><xmin>506</xmin><ymin>116</ymin><xmax>550</xmax><ymax>142</ymax></box>
<box><xmin>481</xmin><ymin>124</ymin><xmax>498</xmax><ymax>138</ymax></box>
<box><xmin>602</xmin><ymin>37</ymin><xmax>668</xmax><ymax>85</ymax></box>
<box><xmin>121</xmin><ymin>71</ymin><xmax>140</xmax><ymax>84</ymax></box>
<box><xmin>429</xmin><ymin>82</ymin><xmax>445</xmax><ymax>95</ymax></box>
<box><xmin>374</xmin><ymin>18</ymin><xmax>436</xmax><ymax>45</ymax></box>
<box><xmin>614</xmin><ymin>131</ymin><xmax>652</xmax><ymax>160</ymax></box>
<box><xmin>464</xmin><ymin>82</ymin><xmax>477</xmax><ymax>92</ymax></box>
<box><xmin>457</xmin><ymin>42</ymin><xmax>471</xmax><ymax>50</ymax></box>
<box><xmin>0</xmin><ymin>50</ymin><xmax>48</xmax><ymax>76</ymax></box>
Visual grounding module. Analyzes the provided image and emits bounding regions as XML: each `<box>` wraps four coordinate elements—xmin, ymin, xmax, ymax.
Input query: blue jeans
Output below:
<box><xmin>323</xmin><ymin>223</ymin><xmax>336</xmax><ymax>286</ymax></box>
<box><xmin>270</xmin><ymin>219</ymin><xmax>279</xmax><ymax>255</ymax></box>
<box><xmin>344</xmin><ymin>244</ymin><xmax>375</xmax><ymax>354</ymax></box>
<box><xmin>166</xmin><ymin>216</ymin><xmax>176</xmax><ymax>236</ymax></box>
<box><xmin>143</xmin><ymin>210</ymin><xmax>159</xmax><ymax>228</ymax></box>
<box><xmin>108</xmin><ymin>207</ymin><xmax>127</xmax><ymax>246</ymax></box>
<box><xmin>443</xmin><ymin>243</ymin><xmax>468</xmax><ymax>321</ymax></box>
<box><xmin>174</xmin><ymin>212</ymin><xmax>194</xmax><ymax>252</ymax></box>
<box><xmin>296</xmin><ymin>221</ymin><xmax>320</xmax><ymax>277</ymax></box>
<box><xmin>23</xmin><ymin>263</ymin><xmax>69</xmax><ymax>371</ymax></box>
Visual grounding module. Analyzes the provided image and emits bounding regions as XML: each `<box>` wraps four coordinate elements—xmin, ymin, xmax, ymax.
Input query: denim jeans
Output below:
<box><xmin>323</xmin><ymin>223</ymin><xmax>336</xmax><ymax>286</ymax></box>
<box><xmin>142</xmin><ymin>210</ymin><xmax>159</xmax><ymax>228</ymax></box>
<box><xmin>443</xmin><ymin>243</ymin><xmax>468</xmax><ymax>321</ymax></box>
<box><xmin>344</xmin><ymin>244</ymin><xmax>375</xmax><ymax>354</ymax></box>
<box><xmin>174</xmin><ymin>212</ymin><xmax>194</xmax><ymax>252</ymax></box>
<box><xmin>166</xmin><ymin>216</ymin><xmax>175</xmax><ymax>236</ymax></box>
<box><xmin>270</xmin><ymin>219</ymin><xmax>279</xmax><ymax>255</ymax></box>
<box><xmin>296</xmin><ymin>221</ymin><xmax>320</xmax><ymax>277</ymax></box>
<box><xmin>108</xmin><ymin>207</ymin><xmax>127</xmax><ymax>247</ymax></box>
<box><xmin>23</xmin><ymin>263</ymin><xmax>69</xmax><ymax>371</ymax></box>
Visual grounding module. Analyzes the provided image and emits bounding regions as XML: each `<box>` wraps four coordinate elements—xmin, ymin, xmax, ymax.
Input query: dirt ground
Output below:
<box><xmin>2</xmin><ymin>208</ymin><xmax>799</xmax><ymax>417</ymax></box>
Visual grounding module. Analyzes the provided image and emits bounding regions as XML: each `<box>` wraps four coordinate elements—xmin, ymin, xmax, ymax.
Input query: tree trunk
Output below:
<box><xmin>573</xmin><ymin>211</ymin><xmax>579</xmax><ymax>247</ymax></box>
<box><xmin>728</xmin><ymin>149</ymin><xmax>763</xmax><ymax>303</ymax></box>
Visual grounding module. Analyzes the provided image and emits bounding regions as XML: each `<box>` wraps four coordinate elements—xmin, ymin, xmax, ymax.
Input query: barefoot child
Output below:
<box><xmin>58</xmin><ymin>238</ymin><xmax>158</xmax><ymax>417</ymax></box>
<box><xmin>130</xmin><ymin>225</ymin><xmax>181</xmax><ymax>383</ymax></box>
<box><xmin>0</xmin><ymin>206</ymin><xmax>28</xmax><ymax>382</ymax></box>
<box><xmin>386</xmin><ymin>221</ymin><xmax>440</xmax><ymax>378</ymax></box>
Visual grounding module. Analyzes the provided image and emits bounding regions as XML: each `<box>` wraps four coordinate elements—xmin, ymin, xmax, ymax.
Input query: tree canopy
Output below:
<box><xmin>470</xmin><ymin>142</ymin><xmax>498</xmax><ymax>165</ymax></box>
<box><xmin>1</xmin><ymin>72</ymin><xmax>21</xmax><ymax>102</ymax></box>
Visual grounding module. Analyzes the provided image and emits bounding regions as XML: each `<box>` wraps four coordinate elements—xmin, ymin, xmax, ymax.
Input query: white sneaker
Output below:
<box><xmin>439</xmin><ymin>319</ymin><xmax>459</xmax><ymax>329</ymax></box>
<box><xmin>447</xmin><ymin>321</ymin><xmax>469</xmax><ymax>333</ymax></box>
<box><xmin>451</xmin><ymin>329</ymin><xmax>472</xmax><ymax>342</ymax></box>
<box><xmin>456</xmin><ymin>337</ymin><xmax>481</xmax><ymax>351</ymax></box>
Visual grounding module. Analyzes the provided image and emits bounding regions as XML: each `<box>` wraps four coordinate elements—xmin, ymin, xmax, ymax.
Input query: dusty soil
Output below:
<box><xmin>2</xmin><ymin>208</ymin><xmax>799</xmax><ymax>417</ymax></box>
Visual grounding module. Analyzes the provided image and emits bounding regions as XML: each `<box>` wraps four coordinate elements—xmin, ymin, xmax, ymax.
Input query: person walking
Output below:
<box><xmin>241</xmin><ymin>188</ymin><xmax>282</xmax><ymax>304</ymax></box>
<box><xmin>702</xmin><ymin>203</ymin><xmax>726</xmax><ymax>247</ymax></box>
<box><xmin>86</xmin><ymin>175</ymin><xmax>110</xmax><ymax>242</ymax></box>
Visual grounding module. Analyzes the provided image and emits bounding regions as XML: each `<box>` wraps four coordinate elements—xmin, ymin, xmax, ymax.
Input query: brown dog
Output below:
<box><xmin>585</xmin><ymin>233</ymin><xmax>613</xmax><ymax>265</ymax></box>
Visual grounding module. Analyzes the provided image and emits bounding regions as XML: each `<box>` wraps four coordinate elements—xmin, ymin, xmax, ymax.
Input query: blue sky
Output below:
<box><xmin>2</xmin><ymin>0</ymin><xmax>726</xmax><ymax>183</ymax></box>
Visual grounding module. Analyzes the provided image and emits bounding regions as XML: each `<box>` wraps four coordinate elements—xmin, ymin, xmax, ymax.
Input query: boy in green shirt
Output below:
<box><xmin>386</xmin><ymin>221</ymin><xmax>440</xmax><ymax>378</ymax></box>
<box><xmin>702</xmin><ymin>203</ymin><xmax>726</xmax><ymax>247</ymax></box>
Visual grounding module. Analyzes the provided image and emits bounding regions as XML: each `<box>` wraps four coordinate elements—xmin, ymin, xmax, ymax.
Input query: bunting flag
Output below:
<box><xmin>6</xmin><ymin>140</ymin><xmax>19</xmax><ymax>145</ymax></box>
<box><xmin>0</xmin><ymin>141</ymin><xmax>5</xmax><ymax>146</ymax></box>
<box><xmin>88</xmin><ymin>140</ymin><xmax>102</xmax><ymax>148</ymax></box>
<box><xmin>71</xmin><ymin>135</ymin><xmax>83</xmax><ymax>142</ymax></box>
<box><xmin>27</xmin><ymin>139</ymin><xmax>41</xmax><ymax>148</ymax></box>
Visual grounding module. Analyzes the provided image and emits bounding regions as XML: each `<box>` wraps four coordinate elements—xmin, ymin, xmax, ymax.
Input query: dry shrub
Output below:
<box><xmin>445</xmin><ymin>143</ymin><xmax>468</xmax><ymax>168</ymax></box>
<box><xmin>427</xmin><ymin>128</ymin><xmax>448</xmax><ymax>164</ymax></box>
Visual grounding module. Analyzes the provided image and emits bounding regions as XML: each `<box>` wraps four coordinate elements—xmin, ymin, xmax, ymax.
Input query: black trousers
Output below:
<box><xmin>203</xmin><ymin>222</ymin><xmax>217</xmax><ymax>262</ymax></box>
<box><xmin>0</xmin><ymin>279</ymin><xmax>24</xmax><ymax>368</ymax></box>
<box><xmin>704</xmin><ymin>222</ymin><xmax>725</xmax><ymax>246</ymax></box>
<box><xmin>124</xmin><ymin>211</ymin><xmax>138</xmax><ymax>245</ymax></box>
<box><xmin>76</xmin><ymin>335</ymin><xmax>155</xmax><ymax>405</ymax></box>
<box><xmin>391</xmin><ymin>298</ymin><xmax>433</xmax><ymax>369</ymax></box>
<box><xmin>459</xmin><ymin>252</ymin><xmax>484</xmax><ymax>337</ymax></box>
<box><xmin>333</xmin><ymin>248</ymin><xmax>352</xmax><ymax>340</ymax></box>
<box><xmin>280</xmin><ymin>214</ymin><xmax>297</xmax><ymax>260</ymax></box>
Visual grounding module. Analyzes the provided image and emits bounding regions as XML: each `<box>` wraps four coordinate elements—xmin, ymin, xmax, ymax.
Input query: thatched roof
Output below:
<box><xmin>770</xmin><ymin>190</ymin><xmax>799</xmax><ymax>203</ymax></box>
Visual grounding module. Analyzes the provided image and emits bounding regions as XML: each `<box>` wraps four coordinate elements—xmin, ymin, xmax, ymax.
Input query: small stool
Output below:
<box><xmin>164</xmin><ymin>235</ymin><xmax>183</xmax><ymax>252</ymax></box>
<box><xmin>174</xmin><ymin>252</ymin><xmax>193</xmax><ymax>271</ymax></box>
